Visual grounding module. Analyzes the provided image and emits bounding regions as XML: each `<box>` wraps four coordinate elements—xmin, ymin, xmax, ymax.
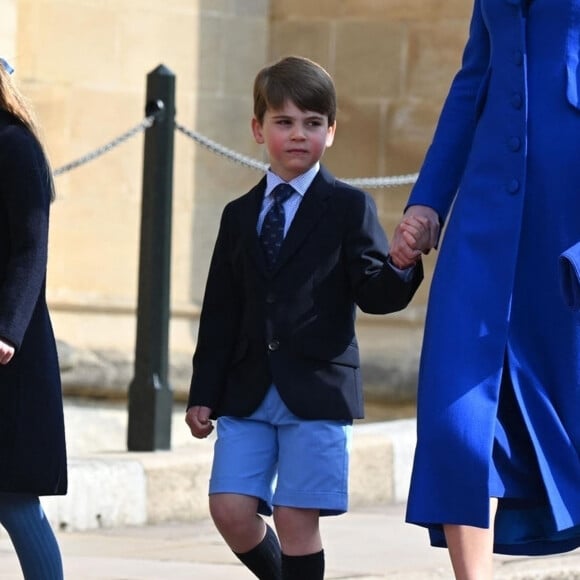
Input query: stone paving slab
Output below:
<box><xmin>2</xmin><ymin>503</ymin><xmax>579</xmax><ymax>579</ymax></box>
<box><xmin>1</xmin><ymin>401</ymin><xmax>578</xmax><ymax>579</ymax></box>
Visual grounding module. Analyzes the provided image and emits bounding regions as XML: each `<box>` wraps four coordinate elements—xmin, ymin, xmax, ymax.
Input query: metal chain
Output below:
<box><xmin>175</xmin><ymin>121</ymin><xmax>417</xmax><ymax>188</ymax></box>
<box><xmin>175</xmin><ymin>121</ymin><xmax>269</xmax><ymax>173</ymax></box>
<box><xmin>344</xmin><ymin>174</ymin><xmax>418</xmax><ymax>188</ymax></box>
<box><xmin>53</xmin><ymin>115</ymin><xmax>156</xmax><ymax>177</ymax></box>
<box><xmin>53</xmin><ymin>115</ymin><xmax>418</xmax><ymax>188</ymax></box>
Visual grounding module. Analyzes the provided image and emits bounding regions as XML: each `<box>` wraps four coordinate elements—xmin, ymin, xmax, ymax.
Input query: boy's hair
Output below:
<box><xmin>253</xmin><ymin>56</ymin><xmax>337</xmax><ymax>125</ymax></box>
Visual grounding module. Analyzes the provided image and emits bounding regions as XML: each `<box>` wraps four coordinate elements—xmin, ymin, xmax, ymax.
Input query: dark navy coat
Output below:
<box><xmin>0</xmin><ymin>110</ymin><xmax>67</xmax><ymax>495</ymax></box>
<box><xmin>405</xmin><ymin>0</ymin><xmax>580</xmax><ymax>555</ymax></box>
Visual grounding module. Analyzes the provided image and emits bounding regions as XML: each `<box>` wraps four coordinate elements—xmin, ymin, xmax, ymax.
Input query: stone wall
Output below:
<box><xmin>5</xmin><ymin>0</ymin><xmax>473</xmax><ymax>401</ymax></box>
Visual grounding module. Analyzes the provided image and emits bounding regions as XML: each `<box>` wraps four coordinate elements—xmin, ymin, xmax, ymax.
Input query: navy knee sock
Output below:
<box><xmin>282</xmin><ymin>549</ymin><xmax>325</xmax><ymax>580</ymax></box>
<box><xmin>0</xmin><ymin>493</ymin><xmax>63</xmax><ymax>580</ymax></box>
<box><xmin>234</xmin><ymin>523</ymin><xmax>282</xmax><ymax>579</ymax></box>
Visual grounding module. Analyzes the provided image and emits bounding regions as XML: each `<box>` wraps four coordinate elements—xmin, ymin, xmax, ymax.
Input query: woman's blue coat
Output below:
<box><xmin>405</xmin><ymin>0</ymin><xmax>580</xmax><ymax>555</ymax></box>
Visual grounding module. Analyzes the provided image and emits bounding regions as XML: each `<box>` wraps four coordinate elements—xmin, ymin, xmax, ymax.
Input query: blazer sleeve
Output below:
<box><xmin>344</xmin><ymin>189</ymin><xmax>423</xmax><ymax>315</ymax></box>
<box><xmin>187</xmin><ymin>204</ymin><xmax>242</xmax><ymax>410</ymax></box>
<box><xmin>0</xmin><ymin>126</ymin><xmax>51</xmax><ymax>350</ymax></box>
<box><xmin>407</xmin><ymin>0</ymin><xmax>491</xmax><ymax>222</ymax></box>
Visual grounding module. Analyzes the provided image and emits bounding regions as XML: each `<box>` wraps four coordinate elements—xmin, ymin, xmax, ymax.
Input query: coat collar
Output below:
<box><xmin>0</xmin><ymin>109</ymin><xmax>17</xmax><ymax>128</ymax></box>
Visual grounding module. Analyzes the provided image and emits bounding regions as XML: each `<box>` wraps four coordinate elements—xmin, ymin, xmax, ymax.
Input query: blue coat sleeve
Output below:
<box><xmin>407</xmin><ymin>0</ymin><xmax>491</xmax><ymax>222</ymax></box>
<box><xmin>0</xmin><ymin>126</ymin><xmax>51</xmax><ymax>350</ymax></box>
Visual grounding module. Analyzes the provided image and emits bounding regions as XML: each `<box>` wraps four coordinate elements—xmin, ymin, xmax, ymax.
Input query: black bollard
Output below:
<box><xmin>127</xmin><ymin>64</ymin><xmax>176</xmax><ymax>451</ymax></box>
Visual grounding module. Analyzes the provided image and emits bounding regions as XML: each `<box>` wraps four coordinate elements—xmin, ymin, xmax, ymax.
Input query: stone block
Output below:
<box><xmin>382</xmin><ymin>99</ymin><xmax>446</xmax><ymax>175</ymax></box>
<box><xmin>339</xmin><ymin>0</ymin><xmax>472</xmax><ymax>21</ymax></box>
<box><xmin>334</xmin><ymin>21</ymin><xmax>405</xmax><ymax>99</ymax></box>
<box><xmin>222</xmin><ymin>18</ymin><xmax>268</xmax><ymax>97</ymax></box>
<box><xmin>233</xmin><ymin>0</ymin><xmax>269</xmax><ymax>17</ymax></box>
<box><xmin>350</xmin><ymin>434</ymin><xmax>394</xmax><ymax>506</ymax></box>
<box><xmin>116</xmin><ymin>11</ymin><xmax>198</xmax><ymax>92</ymax></box>
<box><xmin>139</xmin><ymin>450</ymin><xmax>214</xmax><ymax>523</ymax></box>
<box><xmin>271</xmin><ymin>0</ymin><xmax>342</xmax><ymax>21</ymax></box>
<box><xmin>354</xmin><ymin>420</ymin><xmax>417</xmax><ymax>503</ymax></box>
<box><xmin>0</xmin><ymin>0</ymin><xmax>17</xmax><ymax>61</ymax></box>
<box><xmin>325</xmin><ymin>99</ymin><xmax>384</xmax><ymax>179</ymax></box>
<box><xmin>269</xmin><ymin>21</ymin><xmax>332</xmax><ymax>68</ymax></box>
<box><xmin>22</xmin><ymin>2</ymin><xmax>121</xmax><ymax>87</ymax></box>
<box><xmin>406</xmin><ymin>21</ymin><xmax>468</xmax><ymax>100</ymax></box>
<box><xmin>41</xmin><ymin>458</ymin><xmax>147</xmax><ymax>531</ymax></box>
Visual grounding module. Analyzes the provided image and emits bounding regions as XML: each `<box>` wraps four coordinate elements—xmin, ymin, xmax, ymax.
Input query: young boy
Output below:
<box><xmin>185</xmin><ymin>55</ymin><xmax>426</xmax><ymax>580</ymax></box>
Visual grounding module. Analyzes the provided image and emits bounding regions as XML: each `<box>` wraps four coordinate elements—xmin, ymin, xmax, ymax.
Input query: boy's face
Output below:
<box><xmin>251</xmin><ymin>99</ymin><xmax>336</xmax><ymax>182</ymax></box>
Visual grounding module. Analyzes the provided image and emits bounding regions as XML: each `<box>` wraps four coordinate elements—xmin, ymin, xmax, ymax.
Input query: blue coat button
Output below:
<box><xmin>508</xmin><ymin>137</ymin><xmax>522</xmax><ymax>151</ymax></box>
<box><xmin>514</xmin><ymin>50</ymin><xmax>524</xmax><ymax>66</ymax></box>
<box><xmin>511</xmin><ymin>93</ymin><xmax>523</xmax><ymax>109</ymax></box>
<box><xmin>507</xmin><ymin>179</ymin><xmax>521</xmax><ymax>194</ymax></box>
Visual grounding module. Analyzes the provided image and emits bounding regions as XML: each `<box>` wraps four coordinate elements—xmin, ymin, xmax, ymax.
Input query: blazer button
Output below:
<box><xmin>265</xmin><ymin>293</ymin><xmax>276</xmax><ymax>304</ymax></box>
<box><xmin>268</xmin><ymin>339</ymin><xmax>280</xmax><ymax>351</ymax></box>
<box><xmin>513</xmin><ymin>50</ymin><xmax>523</xmax><ymax>66</ymax></box>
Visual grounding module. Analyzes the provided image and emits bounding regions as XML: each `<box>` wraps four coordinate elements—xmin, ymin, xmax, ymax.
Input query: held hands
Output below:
<box><xmin>185</xmin><ymin>405</ymin><xmax>214</xmax><ymax>439</ymax></box>
<box><xmin>389</xmin><ymin>205</ymin><xmax>440</xmax><ymax>269</ymax></box>
<box><xmin>0</xmin><ymin>339</ymin><xmax>15</xmax><ymax>365</ymax></box>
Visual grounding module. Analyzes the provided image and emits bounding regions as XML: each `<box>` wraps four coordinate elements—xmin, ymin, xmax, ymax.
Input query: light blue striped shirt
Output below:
<box><xmin>256</xmin><ymin>163</ymin><xmax>320</xmax><ymax>237</ymax></box>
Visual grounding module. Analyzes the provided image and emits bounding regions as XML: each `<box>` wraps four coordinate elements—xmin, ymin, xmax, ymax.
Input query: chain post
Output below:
<box><xmin>127</xmin><ymin>64</ymin><xmax>176</xmax><ymax>451</ymax></box>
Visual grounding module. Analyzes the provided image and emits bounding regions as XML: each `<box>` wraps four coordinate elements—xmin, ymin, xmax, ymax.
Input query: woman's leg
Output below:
<box><xmin>443</xmin><ymin>498</ymin><xmax>498</xmax><ymax>580</ymax></box>
<box><xmin>0</xmin><ymin>493</ymin><xmax>63</xmax><ymax>580</ymax></box>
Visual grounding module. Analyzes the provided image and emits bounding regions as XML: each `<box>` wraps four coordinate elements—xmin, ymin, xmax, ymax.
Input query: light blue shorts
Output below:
<box><xmin>209</xmin><ymin>386</ymin><xmax>353</xmax><ymax>516</ymax></box>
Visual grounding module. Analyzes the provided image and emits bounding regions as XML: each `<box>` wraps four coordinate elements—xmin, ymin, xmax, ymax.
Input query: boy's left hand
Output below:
<box><xmin>389</xmin><ymin>216</ymin><xmax>430</xmax><ymax>269</ymax></box>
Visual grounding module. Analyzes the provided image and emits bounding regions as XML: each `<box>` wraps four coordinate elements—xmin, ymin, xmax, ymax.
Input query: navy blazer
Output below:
<box><xmin>188</xmin><ymin>166</ymin><xmax>422</xmax><ymax>421</ymax></box>
<box><xmin>0</xmin><ymin>110</ymin><xmax>67</xmax><ymax>495</ymax></box>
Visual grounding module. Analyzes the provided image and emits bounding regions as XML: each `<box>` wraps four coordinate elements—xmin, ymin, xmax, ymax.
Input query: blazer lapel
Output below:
<box><xmin>238</xmin><ymin>177</ymin><xmax>269</xmax><ymax>272</ymax></box>
<box><xmin>271</xmin><ymin>166</ymin><xmax>334</xmax><ymax>274</ymax></box>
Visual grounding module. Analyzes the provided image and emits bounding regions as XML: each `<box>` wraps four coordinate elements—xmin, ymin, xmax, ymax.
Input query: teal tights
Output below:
<box><xmin>0</xmin><ymin>493</ymin><xmax>63</xmax><ymax>580</ymax></box>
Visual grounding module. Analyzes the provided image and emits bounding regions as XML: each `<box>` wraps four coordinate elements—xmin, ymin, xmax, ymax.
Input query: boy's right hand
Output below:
<box><xmin>185</xmin><ymin>405</ymin><xmax>214</xmax><ymax>439</ymax></box>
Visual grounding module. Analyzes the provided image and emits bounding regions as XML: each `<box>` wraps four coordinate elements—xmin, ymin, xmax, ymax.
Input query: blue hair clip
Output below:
<box><xmin>0</xmin><ymin>58</ymin><xmax>14</xmax><ymax>75</ymax></box>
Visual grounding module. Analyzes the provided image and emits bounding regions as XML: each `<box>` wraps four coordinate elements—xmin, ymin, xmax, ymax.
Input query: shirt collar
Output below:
<box><xmin>265</xmin><ymin>162</ymin><xmax>320</xmax><ymax>198</ymax></box>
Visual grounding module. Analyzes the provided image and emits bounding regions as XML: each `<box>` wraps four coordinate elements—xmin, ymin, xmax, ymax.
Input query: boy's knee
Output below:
<box><xmin>209</xmin><ymin>493</ymin><xmax>256</xmax><ymax>532</ymax></box>
<box><xmin>273</xmin><ymin>506</ymin><xmax>320</xmax><ymax>546</ymax></box>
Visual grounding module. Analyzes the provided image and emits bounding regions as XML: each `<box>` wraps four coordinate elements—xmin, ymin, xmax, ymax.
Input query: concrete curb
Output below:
<box><xmin>41</xmin><ymin>419</ymin><xmax>417</xmax><ymax>532</ymax></box>
<box><xmin>31</xmin><ymin>413</ymin><xmax>580</xmax><ymax>580</ymax></box>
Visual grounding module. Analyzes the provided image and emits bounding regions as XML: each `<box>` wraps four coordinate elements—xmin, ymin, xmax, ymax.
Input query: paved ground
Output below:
<box><xmin>1</xmin><ymin>503</ymin><xmax>580</xmax><ymax>579</ymax></box>
<box><xmin>1</xmin><ymin>400</ymin><xmax>579</xmax><ymax>579</ymax></box>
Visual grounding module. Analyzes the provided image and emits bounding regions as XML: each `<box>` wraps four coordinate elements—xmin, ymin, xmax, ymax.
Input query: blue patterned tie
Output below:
<box><xmin>260</xmin><ymin>183</ymin><xmax>295</xmax><ymax>269</ymax></box>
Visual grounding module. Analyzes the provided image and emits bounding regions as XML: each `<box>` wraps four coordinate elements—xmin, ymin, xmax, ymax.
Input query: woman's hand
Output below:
<box><xmin>0</xmin><ymin>339</ymin><xmax>15</xmax><ymax>365</ymax></box>
<box><xmin>185</xmin><ymin>405</ymin><xmax>214</xmax><ymax>439</ymax></box>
